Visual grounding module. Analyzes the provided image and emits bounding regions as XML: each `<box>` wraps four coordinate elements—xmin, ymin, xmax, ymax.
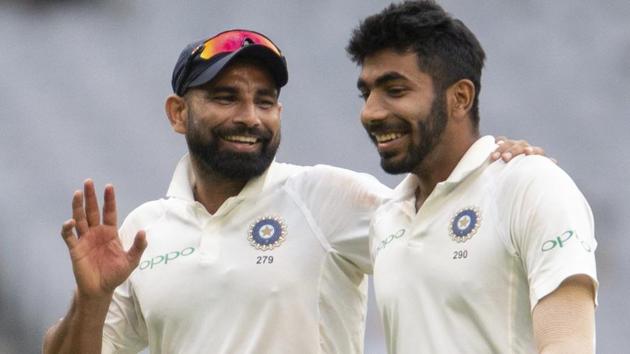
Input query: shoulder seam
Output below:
<box><xmin>282</xmin><ymin>184</ymin><xmax>334</xmax><ymax>253</ymax></box>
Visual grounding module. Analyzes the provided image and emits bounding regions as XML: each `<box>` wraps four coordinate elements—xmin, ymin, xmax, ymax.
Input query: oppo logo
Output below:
<box><xmin>139</xmin><ymin>247</ymin><xmax>196</xmax><ymax>270</ymax></box>
<box><xmin>375</xmin><ymin>229</ymin><xmax>406</xmax><ymax>255</ymax></box>
<box><xmin>541</xmin><ymin>230</ymin><xmax>592</xmax><ymax>252</ymax></box>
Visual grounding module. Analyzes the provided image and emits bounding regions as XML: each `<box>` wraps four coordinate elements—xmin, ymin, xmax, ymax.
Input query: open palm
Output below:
<box><xmin>61</xmin><ymin>180</ymin><xmax>147</xmax><ymax>298</ymax></box>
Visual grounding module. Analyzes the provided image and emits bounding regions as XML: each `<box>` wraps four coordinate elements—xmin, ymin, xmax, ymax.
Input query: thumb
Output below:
<box><xmin>127</xmin><ymin>230</ymin><xmax>148</xmax><ymax>267</ymax></box>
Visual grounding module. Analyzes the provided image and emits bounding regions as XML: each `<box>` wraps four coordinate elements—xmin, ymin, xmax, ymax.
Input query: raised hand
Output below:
<box><xmin>60</xmin><ymin>179</ymin><xmax>147</xmax><ymax>299</ymax></box>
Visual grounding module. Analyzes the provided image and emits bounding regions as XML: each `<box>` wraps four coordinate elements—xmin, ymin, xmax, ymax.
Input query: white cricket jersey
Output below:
<box><xmin>102</xmin><ymin>155</ymin><xmax>391</xmax><ymax>354</ymax></box>
<box><xmin>370</xmin><ymin>136</ymin><xmax>598</xmax><ymax>354</ymax></box>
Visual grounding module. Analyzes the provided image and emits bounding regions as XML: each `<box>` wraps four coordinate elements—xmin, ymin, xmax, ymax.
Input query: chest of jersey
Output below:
<box><xmin>371</xmin><ymin>172</ymin><xmax>536</xmax><ymax>352</ymax></box>
<box><xmin>130</xmin><ymin>188</ymin><xmax>326</xmax><ymax>330</ymax></box>
<box><xmin>373</xmin><ymin>195</ymin><xmax>521</xmax><ymax>301</ymax></box>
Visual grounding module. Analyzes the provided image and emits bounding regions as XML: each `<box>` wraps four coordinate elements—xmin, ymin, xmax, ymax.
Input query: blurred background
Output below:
<box><xmin>1</xmin><ymin>0</ymin><xmax>628</xmax><ymax>353</ymax></box>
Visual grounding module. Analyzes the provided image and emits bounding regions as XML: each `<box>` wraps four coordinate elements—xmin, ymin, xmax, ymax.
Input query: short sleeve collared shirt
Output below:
<box><xmin>370</xmin><ymin>136</ymin><xmax>598</xmax><ymax>354</ymax></box>
<box><xmin>102</xmin><ymin>155</ymin><xmax>391</xmax><ymax>354</ymax></box>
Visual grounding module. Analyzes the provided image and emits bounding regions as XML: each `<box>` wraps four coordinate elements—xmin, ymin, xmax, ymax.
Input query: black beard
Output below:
<box><xmin>185</xmin><ymin>118</ymin><xmax>280</xmax><ymax>181</ymax></box>
<box><xmin>380</xmin><ymin>92</ymin><xmax>448</xmax><ymax>174</ymax></box>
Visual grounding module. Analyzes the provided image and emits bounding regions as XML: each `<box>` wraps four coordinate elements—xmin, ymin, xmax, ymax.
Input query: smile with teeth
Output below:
<box><xmin>223</xmin><ymin>135</ymin><xmax>259</xmax><ymax>144</ymax></box>
<box><xmin>373</xmin><ymin>132</ymin><xmax>404</xmax><ymax>143</ymax></box>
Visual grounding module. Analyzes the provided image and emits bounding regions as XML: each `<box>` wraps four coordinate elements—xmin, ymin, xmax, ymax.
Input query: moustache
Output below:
<box><xmin>213</xmin><ymin>126</ymin><xmax>273</xmax><ymax>142</ymax></box>
<box><xmin>364</xmin><ymin>120</ymin><xmax>410</xmax><ymax>135</ymax></box>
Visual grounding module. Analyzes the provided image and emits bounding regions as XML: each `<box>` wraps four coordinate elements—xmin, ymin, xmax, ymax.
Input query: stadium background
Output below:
<box><xmin>1</xmin><ymin>0</ymin><xmax>628</xmax><ymax>352</ymax></box>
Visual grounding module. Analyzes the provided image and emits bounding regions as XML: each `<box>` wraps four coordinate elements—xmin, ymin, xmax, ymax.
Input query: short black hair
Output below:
<box><xmin>346</xmin><ymin>0</ymin><xmax>485</xmax><ymax>128</ymax></box>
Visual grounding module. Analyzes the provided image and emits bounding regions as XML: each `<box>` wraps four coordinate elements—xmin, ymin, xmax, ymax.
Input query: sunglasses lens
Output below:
<box><xmin>199</xmin><ymin>30</ymin><xmax>281</xmax><ymax>60</ymax></box>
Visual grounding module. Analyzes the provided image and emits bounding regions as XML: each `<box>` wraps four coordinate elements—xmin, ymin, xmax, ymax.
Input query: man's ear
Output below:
<box><xmin>447</xmin><ymin>79</ymin><xmax>475</xmax><ymax>121</ymax></box>
<box><xmin>165</xmin><ymin>95</ymin><xmax>188</xmax><ymax>134</ymax></box>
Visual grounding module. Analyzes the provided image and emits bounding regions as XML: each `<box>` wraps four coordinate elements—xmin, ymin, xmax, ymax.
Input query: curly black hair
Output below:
<box><xmin>346</xmin><ymin>0</ymin><xmax>485</xmax><ymax>129</ymax></box>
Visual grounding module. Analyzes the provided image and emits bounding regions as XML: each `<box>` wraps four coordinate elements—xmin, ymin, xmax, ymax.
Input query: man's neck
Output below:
<box><xmin>193</xmin><ymin>177</ymin><xmax>247</xmax><ymax>215</ymax></box>
<box><xmin>189</xmin><ymin>159</ymin><xmax>249</xmax><ymax>215</ymax></box>
<box><xmin>412</xmin><ymin>131</ymin><xmax>479</xmax><ymax>211</ymax></box>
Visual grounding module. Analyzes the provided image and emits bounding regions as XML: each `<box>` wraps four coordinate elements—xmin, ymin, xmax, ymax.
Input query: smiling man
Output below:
<box><xmin>43</xmin><ymin>29</ymin><xmax>395</xmax><ymax>354</ymax></box>
<box><xmin>347</xmin><ymin>1</ymin><xmax>598</xmax><ymax>353</ymax></box>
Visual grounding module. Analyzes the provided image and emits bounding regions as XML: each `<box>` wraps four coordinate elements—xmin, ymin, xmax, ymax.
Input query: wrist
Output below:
<box><xmin>74</xmin><ymin>289</ymin><xmax>113</xmax><ymax>316</ymax></box>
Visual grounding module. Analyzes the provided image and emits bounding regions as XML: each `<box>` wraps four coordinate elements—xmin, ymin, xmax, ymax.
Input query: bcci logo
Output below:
<box><xmin>449</xmin><ymin>207</ymin><xmax>482</xmax><ymax>243</ymax></box>
<box><xmin>248</xmin><ymin>215</ymin><xmax>287</xmax><ymax>251</ymax></box>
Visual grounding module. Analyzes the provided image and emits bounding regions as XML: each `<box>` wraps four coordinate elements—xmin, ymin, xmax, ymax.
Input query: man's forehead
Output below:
<box><xmin>218</xmin><ymin>59</ymin><xmax>273</xmax><ymax>79</ymax></box>
<box><xmin>358</xmin><ymin>50</ymin><xmax>431</xmax><ymax>87</ymax></box>
<box><xmin>209</xmin><ymin>60</ymin><xmax>277</xmax><ymax>92</ymax></box>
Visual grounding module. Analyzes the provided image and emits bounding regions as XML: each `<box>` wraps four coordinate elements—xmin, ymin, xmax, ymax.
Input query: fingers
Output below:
<box><xmin>71</xmin><ymin>179</ymin><xmax>114</xmax><ymax>236</ymax></box>
<box><xmin>83</xmin><ymin>179</ymin><xmax>101</xmax><ymax>227</ymax></box>
<box><xmin>491</xmin><ymin>137</ymin><xmax>506</xmax><ymax>160</ymax></box>
<box><xmin>525</xmin><ymin>146</ymin><xmax>545</xmax><ymax>156</ymax></box>
<box><xmin>491</xmin><ymin>137</ymin><xmax>548</xmax><ymax>162</ymax></box>
<box><xmin>102</xmin><ymin>184</ymin><xmax>118</xmax><ymax>227</ymax></box>
<box><xmin>491</xmin><ymin>150</ymin><xmax>506</xmax><ymax>161</ymax></box>
<box><xmin>127</xmin><ymin>230</ymin><xmax>148</xmax><ymax>267</ymax></box>
<box><xmin>499</xmin><ymin>139</ymin><xmax>528</xmax><ymax>162</ymax></box>
<box><xmin>60</xmin><ymin>219</ymin><xmax>78</xmax><ymax>248</ymax></box>
<box><xmin>490</xmin><ymin>137</ymin><xmax>520</xmax><ymax>161</ymax></box>
<box><xmin>72</xmin><ymin>190</ymin><xmax>89</xmax><ymax>237</ymax></box>
<box><xmin>502</xmin><ymin>143</ymin><xmax>545</xmax><ymax>162</ymax></box>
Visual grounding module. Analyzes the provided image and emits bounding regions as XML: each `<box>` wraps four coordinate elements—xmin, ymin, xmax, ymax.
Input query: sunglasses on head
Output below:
<box><xmin>175</xmin><ymin>30</ymin><xmax>283</xmax><ymax>95</ymax></box>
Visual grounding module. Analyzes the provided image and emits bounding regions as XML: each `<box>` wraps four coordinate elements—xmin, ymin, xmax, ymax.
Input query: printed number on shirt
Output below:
<box><xmin>452</xmin><ymin>250</ymin><xmax>468</xmax><ymax>260</ymax></box>
<box><xmin>256</xmin><ymin>255</ymin><xmax>274</xmax><ymax>264</ymax></box>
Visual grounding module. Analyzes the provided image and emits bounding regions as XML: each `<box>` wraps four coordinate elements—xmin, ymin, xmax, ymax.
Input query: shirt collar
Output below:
<box><xmin>444</xmin><ymin>135</ymin><xmax>496</xmax><ymax>184</ymax></box>
<box><xmin>392</xmin><ymin>135</ymin><xmax>497</xmax><ymax>199</ymax></box>
<box><xmin>166</xmin><ymin>153</ymin><xmax>275</xmax><ymax>201</ymax></box>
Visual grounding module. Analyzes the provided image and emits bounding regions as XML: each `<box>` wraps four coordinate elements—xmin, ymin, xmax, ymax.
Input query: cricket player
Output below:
<box><xmin>346</xmin><ymin>1</ymin><xmax>598</xmax><ymax>353</ymax></box>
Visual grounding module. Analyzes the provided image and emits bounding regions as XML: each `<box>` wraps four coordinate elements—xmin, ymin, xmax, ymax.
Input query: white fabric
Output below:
<box><xmin>102</xmin><ymin>155</ymin><xmax>391</xmax><ymax>354</ymax></box>
<box><xmin>370</xmin><ymin>135</ymin><xmax>598</xmax><ymax>354</ymax></box>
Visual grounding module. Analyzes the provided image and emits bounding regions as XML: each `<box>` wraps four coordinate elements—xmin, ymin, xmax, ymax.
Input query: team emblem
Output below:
<box><xmin>449</xmin><ymin>207</ymin><xmax>481</xmax><ymax>243</ymax></box>
<box><xmin>248</xmin><ymin>215</ymin><xmax>287</xmax><ymax>251</ymax></box>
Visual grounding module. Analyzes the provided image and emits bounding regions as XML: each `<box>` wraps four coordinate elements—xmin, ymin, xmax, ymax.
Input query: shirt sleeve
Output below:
<box><xmin>101</xmin><ymin>206</ymin><xmax>155</xmax><ymax>353</ymax></box>
<box><xmin>102</xmin><ymin>279</ymin><xmax>148</xmax><ymax>354</ymax></box>
<box><xmin>506</xmin><ymin>156</ymin><xmax>598</xmax><ymax>310</ymax></box>
<box><xmin>286</xmin><ymin>165</ymin><xmax>392</xmax><ymax>274</ymax></box>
